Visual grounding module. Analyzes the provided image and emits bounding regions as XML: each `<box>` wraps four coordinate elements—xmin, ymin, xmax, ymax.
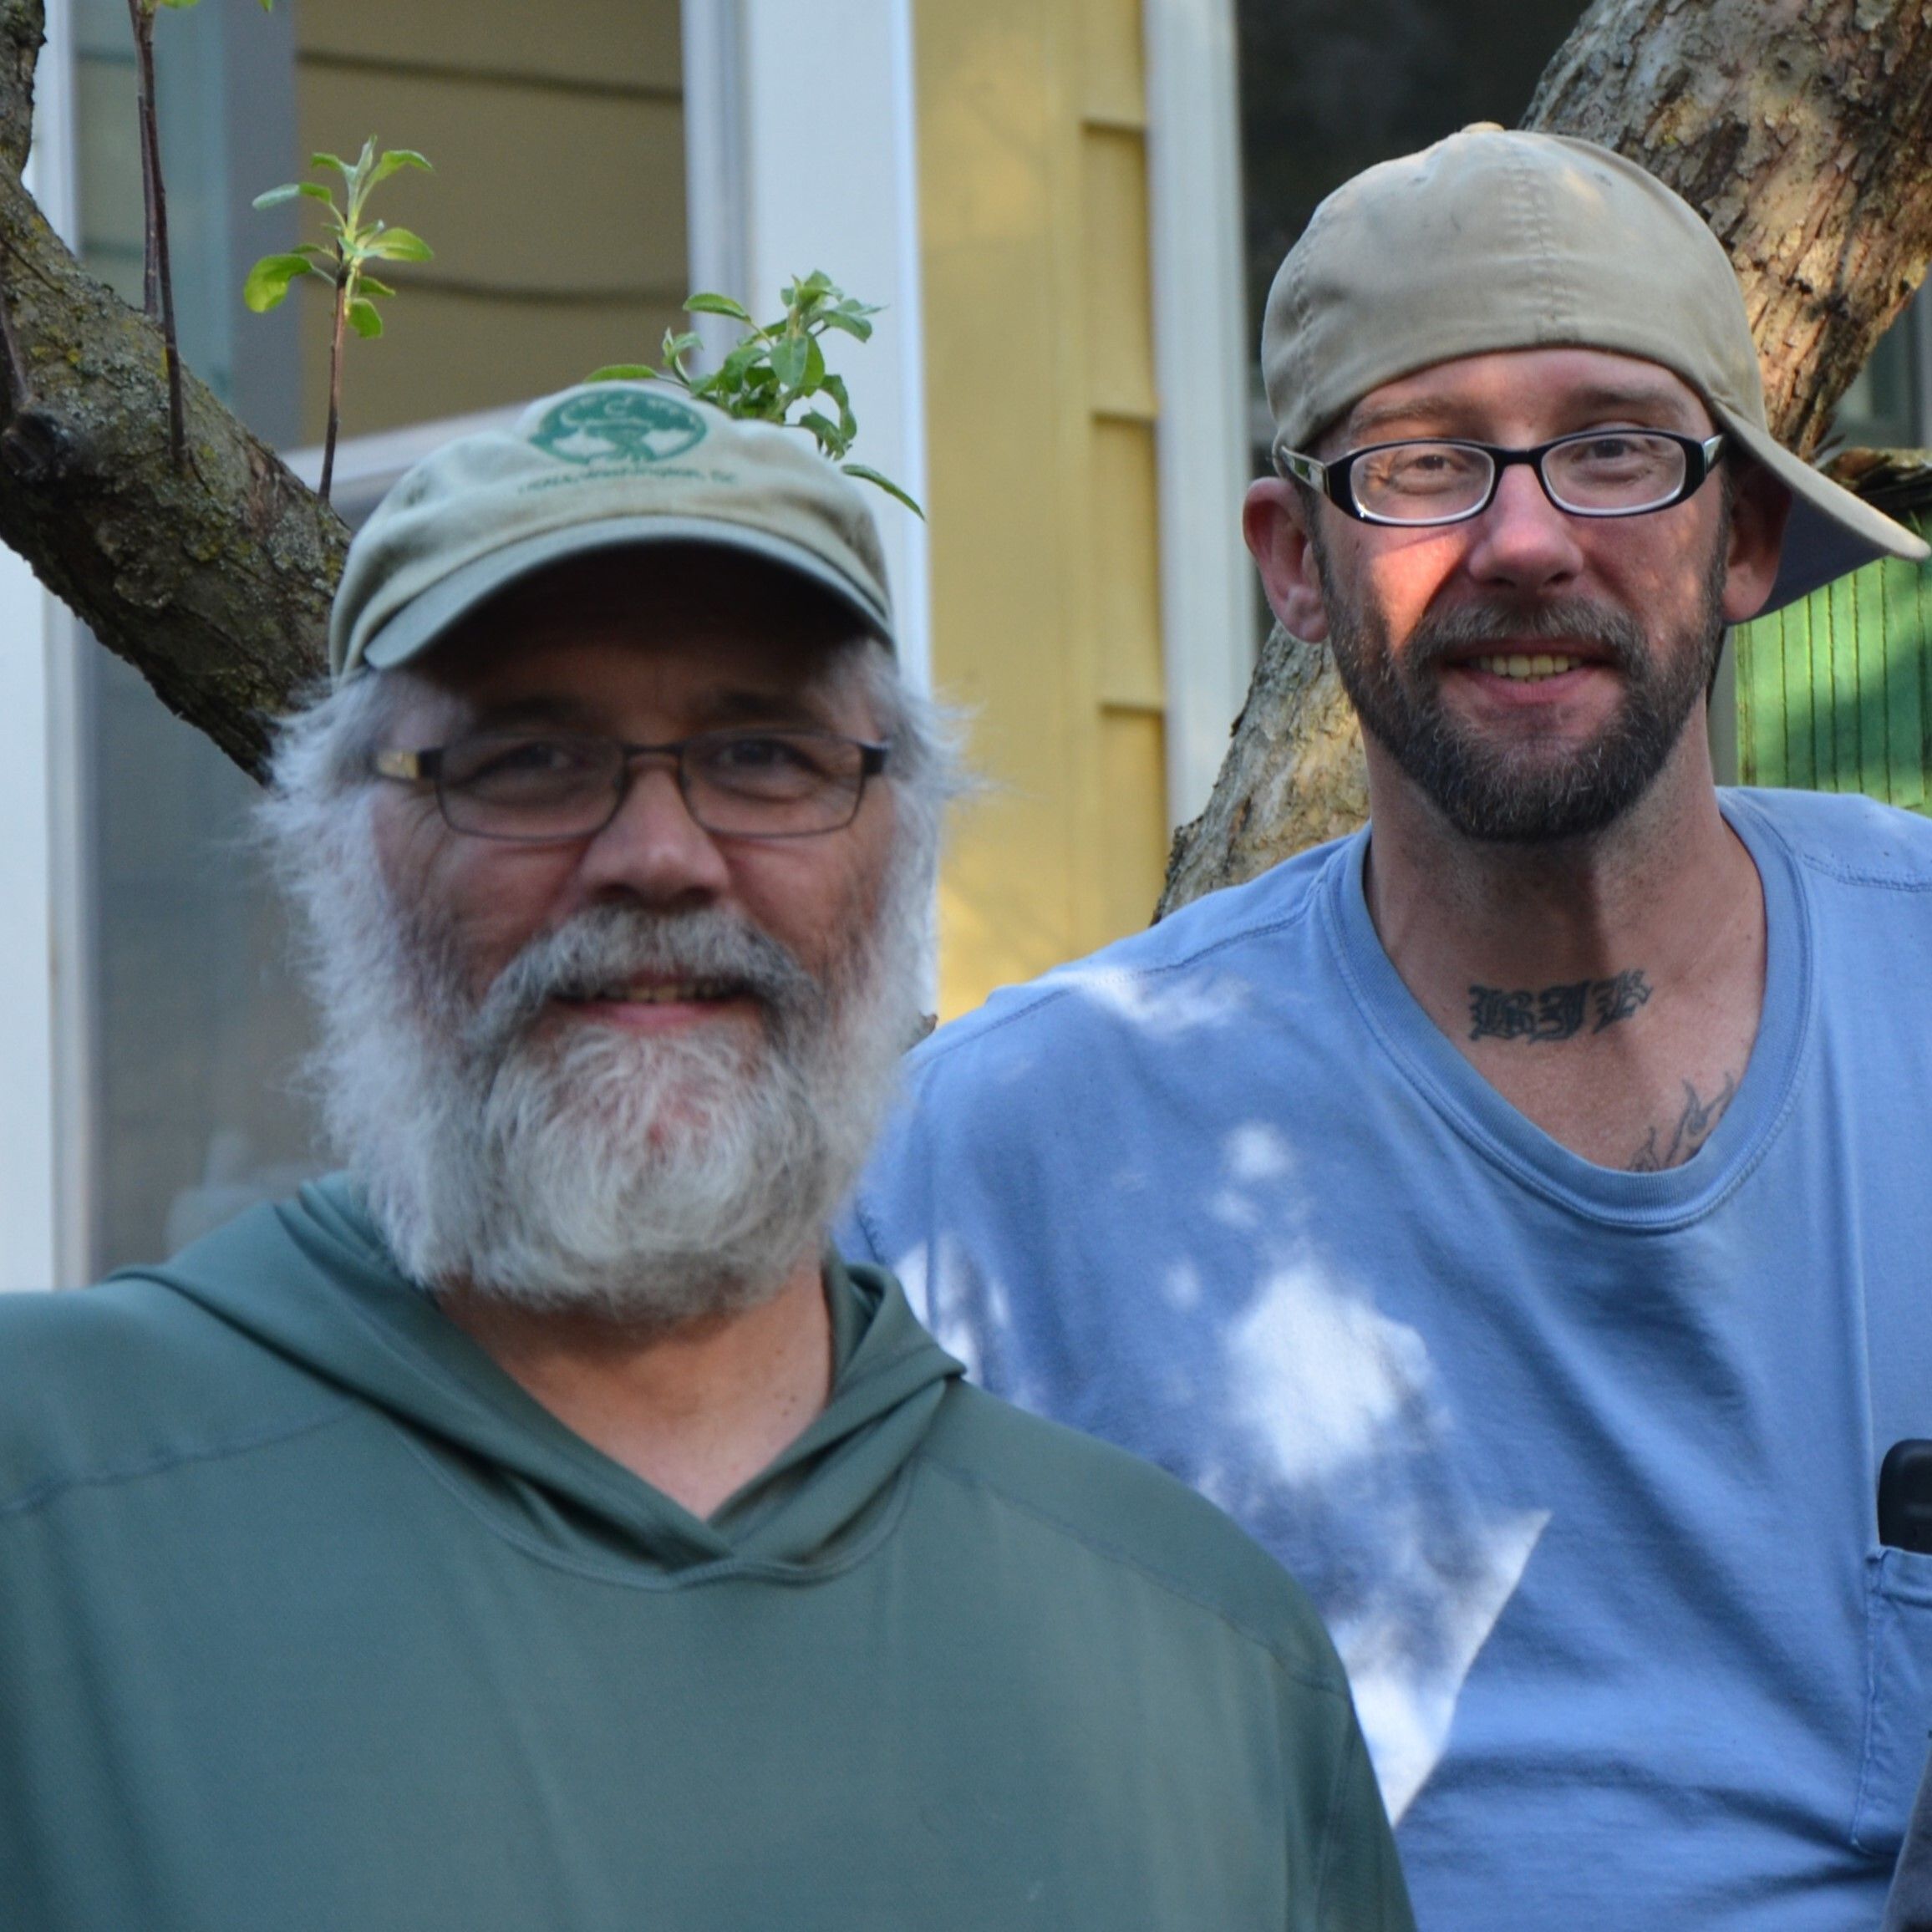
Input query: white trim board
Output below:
<box><xmin>0</xmin><ymin>0</ymin><xmax>81</xmax><ymax>1290</ymax></box>
<box><xmin>286</xmin><ymin>404</ymin><xmax>526</xmax><ymax>529</ymax></box>
<box><xmin>679</xmin><ymin>0</ymin><xmax>931</xmax><ymax>696</ymax></box>
<box><xmin>1144</xmin><ymin>0</ymin><xmax>1257</xmax><ymax>828</ymax></box>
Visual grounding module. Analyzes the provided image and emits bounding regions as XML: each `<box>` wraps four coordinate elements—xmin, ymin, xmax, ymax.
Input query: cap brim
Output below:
<box><xmin>1714</xmin><ymin>408</ymin><xmax>1929</xmax><ymax>614</ymax></box>
<box><xmin>361</xmin><ymin>514</ymin><xmax>895</xmax><ymax>671</ymax></box>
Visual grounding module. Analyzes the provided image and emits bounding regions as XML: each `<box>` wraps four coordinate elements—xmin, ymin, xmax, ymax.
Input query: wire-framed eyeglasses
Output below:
<box><xmin>1274</xmin><ymin>429</ymin><xmax>1726</xmax><ymax>527</ymax></box>
<box><xmin>374</xmin><ymin>727</ymin><xmax>891</xmax><ymax>843</ymax></box>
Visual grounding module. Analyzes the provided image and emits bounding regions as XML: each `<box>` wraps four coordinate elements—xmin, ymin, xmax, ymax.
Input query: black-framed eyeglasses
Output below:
<box><xmin>1274</xmin><ymin>429</ymin><xmax>1726</xmax><ymax>526</ymax></box>
<box><xmin>373</xmin><ymin>727</ymin><xmax>891</xmax><ymax>843</ymax></box>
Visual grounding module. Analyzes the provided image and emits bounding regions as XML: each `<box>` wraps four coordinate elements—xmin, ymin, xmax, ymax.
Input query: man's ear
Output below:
<box><xmin>1243</xmin><ymin>478</ymin><xmax>1331</xmax><ymax>643</ymax></box>
<box><xmin>1721</xmin><ymin>461</ymin><xmax>1792</xmax><ymax>624</ymax></box>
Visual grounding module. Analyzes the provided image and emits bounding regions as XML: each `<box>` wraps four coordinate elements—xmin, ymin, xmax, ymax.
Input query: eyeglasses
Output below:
<box><xmin>1274</xmin><ymin>429</ymin><xmax>1726</xmax><ymax>526</ymax></box>
<box><xmin>373</xmin><ymin>727</ymin><xmax>891</xmax><ymax>842</ymax></box>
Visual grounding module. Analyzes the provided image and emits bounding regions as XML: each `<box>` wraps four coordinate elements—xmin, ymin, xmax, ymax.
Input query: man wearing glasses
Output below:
<box><xmin>847</xmin><ymin>128</ymin><xmax>1932</xmax><ymax>1928</ymax></box>
<box><xmin>0</xmin><ymin>384</ymin><xmax>1412</xmax><ymax>1929</ymax></box>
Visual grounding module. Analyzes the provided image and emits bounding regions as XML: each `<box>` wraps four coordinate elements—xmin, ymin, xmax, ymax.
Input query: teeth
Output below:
<box><xmin>569</xmin><ymin>979</ymin><xmax>737</xmax><ymax>1004</ymax></box>
<box><xmin>1473</xmin><ymin>653</ymin><xmax>1585</xmax><ymax>680</ymax></box>
<box><xmin>622</xmin><ymin>980</ymin><xmax>730</xmax><ymax>1003</ymax></box>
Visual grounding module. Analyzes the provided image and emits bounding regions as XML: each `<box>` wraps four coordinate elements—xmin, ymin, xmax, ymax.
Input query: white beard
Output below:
<box><xmin>289</xmin><ymin>796</ymin><xmax>926</xmax><ymax>1324</ymax></box>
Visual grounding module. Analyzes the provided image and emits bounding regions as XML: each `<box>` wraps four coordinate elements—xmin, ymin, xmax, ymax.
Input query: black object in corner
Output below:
<box><xmin>1880</xmin><ymin>1441</ymin><xmax>1932</xmax><ymax>1555</ymax></box>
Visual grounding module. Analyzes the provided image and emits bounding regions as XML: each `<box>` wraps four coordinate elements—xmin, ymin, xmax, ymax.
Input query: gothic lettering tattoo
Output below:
<box><xmin>1467</xmin><ymin>969</ymin><xmax>1653</xmax><ymax>1044</ymax></box>
<box><xmin>1629</xmin><ymin>1070</ymin><xmax>1738</xmax><ymax>1172</ymax></box>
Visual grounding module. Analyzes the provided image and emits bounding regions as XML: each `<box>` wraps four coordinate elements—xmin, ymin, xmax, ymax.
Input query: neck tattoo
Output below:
<box><xmin>1467</xmin><ymin>968</ymin><xmax>1653</xmax><ymax>1045</ymax></box>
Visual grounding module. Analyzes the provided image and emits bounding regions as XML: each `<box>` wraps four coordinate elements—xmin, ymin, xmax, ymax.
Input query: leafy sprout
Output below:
<box><xmin>243</xmin><ymin>140</ymin><xmax>433</xmax><ymax>503</ymax></box>
<box><xmin>590</xmin><ymin>272</ymin><xmax>923</xmax><ymax>516</ymax></box>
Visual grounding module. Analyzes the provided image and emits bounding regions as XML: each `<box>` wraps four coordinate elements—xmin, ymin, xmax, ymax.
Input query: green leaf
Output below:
<box><xmin>369</xmin><ymin>149</ymin><xmax>434</xmax><ymax>187</ymax></box>
<box><xmin>157</xmin><ymin>0</ymin><xmax>202</xmax><ymax>11</ymax></box>
<box><xmin>821</xmin><ymin>371</ymin><xmax>858</xmax><ymax>442</ymax></box>
<box><xmin>359</xmin><ymin>274</ymin><xmax>396</xmax><ymax>299</ymax></box>
<box><xmin>586</xmin><ymin>364</ymin><xmax>661</xmax><ymax>383</ymax></box>
<box><xmin>346</xmin><ymin>297</ymin><xmax>385</xmax><ymax>338</ymax></box>
<box><xmin>770</xmin><ymin>334</ymin><xmax>810</xmax><ymax>391</ymax></box>
<box><xmin>799</xmin><ymin>410</ymin><xmax>850</xmax><ymax>459</ymax></box>
<box><xmin>821</xmin><ymin>308</ymin><xmax>874</xmax><ymax>342</ymax></box>
<box><xmin>252</xmin><ymin>180</ymin><xmax>333</xmax><ymax>211</ymax></box>
<box><xmin>661</xmin><ymin>330</ymin><xmax>704</xmax><ymax>363</ymax></box>
<box><xmin>685</xmin><ymin>292</ymin><xmax>753</xmax><ymax>323</ymax></box>
<box><xmin>800</xmin><ymin>335</ymin><xmax>826</xmax><ymax>395</ymax></box>
<box><xmin>309</xmin><ymin>151</ymin><xmax>353</xmax><ymax>175</ymax></box>
<box><xmin>242</xmin><ymin>252</ymin><xmax>318</xmax><ymax>312</ymax></box>
<box><xmin>842</xmin><ymin>462</ymin><xmax>925</xmax><ymax>518</ymax></box>
<box><xmin>364</xmin><ymin>226</ymin><xmax>433</xmax><ymax>262</ymax></box>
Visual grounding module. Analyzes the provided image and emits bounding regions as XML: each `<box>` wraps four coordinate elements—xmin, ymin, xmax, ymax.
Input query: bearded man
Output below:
<box><xmin>0</xmin><ymin>384</ymin><xmax>1411</xmax><ymax>1932</ymax></box>
<box><xmin>846</xmin><ymin>129</ymin><xmax>1932</xmax><ymax>1930</ymax></box>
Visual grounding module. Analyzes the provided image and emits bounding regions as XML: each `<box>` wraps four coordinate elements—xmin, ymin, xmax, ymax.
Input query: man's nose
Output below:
<box><xmin>575</xmin><ymin>760</ymin><xmax>734</xmax><ymax>904</ymax></box>
<box><xmin>1459</xmin><ymin>460</ymin><xmax>1587</xmax><ymax>592</ymax></box>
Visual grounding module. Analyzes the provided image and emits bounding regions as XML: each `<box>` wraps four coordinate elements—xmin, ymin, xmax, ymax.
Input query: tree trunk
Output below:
<box><xmin>0</xmin><ymin>0</ymin><xmax>341</xmax><ymax>779</ymax></box>
<box><xmin>1158</xmin><ymin>0</ymin><xmax>1932</xmax><ymax>921</ymax></box>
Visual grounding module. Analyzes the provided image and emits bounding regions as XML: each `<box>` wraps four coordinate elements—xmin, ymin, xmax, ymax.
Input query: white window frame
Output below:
<box><xmin>0</xmin><ymin>0</ymin><xmax>86</xmax><ymax>1290</ymax></box>
<box><xmin>680</xmin><ymin>0</ymin><xmax>931</xmax><ymax>696</ymax></box>
<box><xmin>1144</xmin><ymin>0</ymin><xmax>1257</xmax><ymax>829</ymax></box>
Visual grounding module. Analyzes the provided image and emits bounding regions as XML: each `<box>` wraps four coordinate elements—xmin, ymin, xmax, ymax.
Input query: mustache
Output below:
<box><xmin>461</xmin><ymin>903</ymin><xmax>821</xmax><ymax>1064</ymax></box>
<box><xmin>1403</xmin><ymin>596</ymin><xmax>1650</xmax><ymax>678</ymax></box>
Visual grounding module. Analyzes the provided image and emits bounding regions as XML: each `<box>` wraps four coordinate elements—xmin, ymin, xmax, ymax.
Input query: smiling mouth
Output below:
<box><xmin>1467</xmin><ymin>652</ymin><xmax>1593</xmax><ymax>682</ymax></box>
<box><xmin>558</xmin><ymin>979</ymin><xmax>749</xmax><ymax>1006</ymax></box>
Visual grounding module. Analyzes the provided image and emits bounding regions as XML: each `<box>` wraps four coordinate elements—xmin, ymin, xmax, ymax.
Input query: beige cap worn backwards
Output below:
<box><xmin>329</xmin><ymin>380</ymin><xmax>894</xmax><ymax>683</ymax></box>
<box><xmin>1261</xmin><ymin>126</ymin><xmax>1928</xmax><ymax>612</ymax></box>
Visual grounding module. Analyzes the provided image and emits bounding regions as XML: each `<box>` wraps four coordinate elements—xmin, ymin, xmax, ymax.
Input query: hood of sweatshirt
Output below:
<box><xmin>135</xmin><ymin>1175</ymin><xmax>963</xmax><ymax>1579</ymax></box>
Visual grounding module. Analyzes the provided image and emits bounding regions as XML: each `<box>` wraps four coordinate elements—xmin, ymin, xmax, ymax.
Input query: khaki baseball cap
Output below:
<box><xmin>330</xmin><ymin>379</ymin><xmax>894</xmax><ymax>682</ymax></box>
<box><xmin>1261</xmin><ymin>126</ymin><xmax>1928</xmax><ymax>612</ymax></box>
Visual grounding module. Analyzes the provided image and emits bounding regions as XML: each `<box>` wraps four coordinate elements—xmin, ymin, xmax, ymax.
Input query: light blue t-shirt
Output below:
<box><xmin>844</xmin><ymin>789</ymin><xmax>1932</xmax><ymax>1931</ymax></box>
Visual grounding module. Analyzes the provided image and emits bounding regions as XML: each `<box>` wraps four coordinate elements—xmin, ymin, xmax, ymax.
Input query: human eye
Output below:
<box><xmin>1561</xmin><ymin>431</ymin><xmax>1670</xmax><ymax>477</ymax></box>
<box><xmin>445</xmin><ymin>734</ymin><xmax>605</xmax><ymax>798</ymax></box>
<box><xmin>1374</xmin><ymin>443</ymin><xmax>1484</xmax><ymax>494</ymax></box>
<box><xmin>698</xmin><ymin>731</ymin><xmax>839</xmax><ymax>795</ymax></box>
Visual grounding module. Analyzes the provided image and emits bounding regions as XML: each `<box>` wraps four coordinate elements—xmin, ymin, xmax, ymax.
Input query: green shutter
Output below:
<box><xmin>1736</xmin><ymin>511</ymin><xmax>1932</xmax><ymax>812</ymax></box>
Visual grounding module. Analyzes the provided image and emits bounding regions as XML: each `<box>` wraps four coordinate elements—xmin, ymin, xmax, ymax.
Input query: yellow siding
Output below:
<box><xmin>918</xmin><ymin>0</ymin><xmax>1167</xmax><ymax>1016</ymax></box>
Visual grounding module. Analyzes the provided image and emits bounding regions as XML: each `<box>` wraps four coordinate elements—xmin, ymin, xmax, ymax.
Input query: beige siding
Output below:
<box><xmin>291</xmin><ymin>0</ymin><xmax>687</xmax><ymax>444</ymax></box>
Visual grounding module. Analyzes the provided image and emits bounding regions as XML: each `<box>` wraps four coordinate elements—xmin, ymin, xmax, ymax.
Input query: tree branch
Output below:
<box><xmin>0</xmin><ymin>0</ymin><xmax>340</xmax><ymax>779</ymax></box>
<box><xmin>0</xmin><ymin>0</ymin><xmax>38</xmax><ymax>177</ymax></box>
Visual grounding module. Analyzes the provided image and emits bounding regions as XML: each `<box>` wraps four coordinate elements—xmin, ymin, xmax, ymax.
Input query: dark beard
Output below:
<box><xmin>1315</xmin><ymin>535</ymin><xmax>1730</xmax><ymax>844</ymax></box>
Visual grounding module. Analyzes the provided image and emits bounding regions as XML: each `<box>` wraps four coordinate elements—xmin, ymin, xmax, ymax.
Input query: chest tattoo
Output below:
<box><xmin>1629</xmin><ymin>1070</ymin><xmax>1738</xmax><ymax>1172</ymax></box>
<box><xmin>1467</xmin><ymin>968</ymin><xmax>1653</xmax><ymax>1044</ymax></box>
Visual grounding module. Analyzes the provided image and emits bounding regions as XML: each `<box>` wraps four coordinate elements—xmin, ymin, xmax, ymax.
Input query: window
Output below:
<box><xmin>68</xmin><ymin>0</ymin><xmax>687</xmax><ymax>1272</ymax></box>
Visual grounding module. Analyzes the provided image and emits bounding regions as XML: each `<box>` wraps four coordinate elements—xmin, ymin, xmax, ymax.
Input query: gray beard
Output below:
<box><xmin>298</xmin><ymin>820</ymin><xmax>925</xmax><ymax>1324</ymax></box>
<box><xmin>1319</xmin><ymin>537</ymin><xmax>1729</xmax><ymax>844</ymax></box>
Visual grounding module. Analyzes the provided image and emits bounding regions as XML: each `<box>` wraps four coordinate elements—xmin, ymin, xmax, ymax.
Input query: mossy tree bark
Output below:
<box><xmin>0</xmin><ymin>0</ymin><xmax>340</xmax><ymax>778</ymax></box>
<box><xmin>1158</xmin><ymin>0</ymin><xmax>1932</xmax><ymax>918</ymax></box>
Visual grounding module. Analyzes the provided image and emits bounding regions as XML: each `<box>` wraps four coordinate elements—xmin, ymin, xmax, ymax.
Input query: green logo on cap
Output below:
<box><xmin>529</xmin><ymin>389</ymin><xmax>709</xmax><ymax>466</ymax></box>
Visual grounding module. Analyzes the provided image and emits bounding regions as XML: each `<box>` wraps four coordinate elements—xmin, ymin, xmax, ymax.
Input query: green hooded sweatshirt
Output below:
<box><xmin>0</xmin><ymin>1178</ymin><xmax>1411</xmax><ymax>1931</ymax></box>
